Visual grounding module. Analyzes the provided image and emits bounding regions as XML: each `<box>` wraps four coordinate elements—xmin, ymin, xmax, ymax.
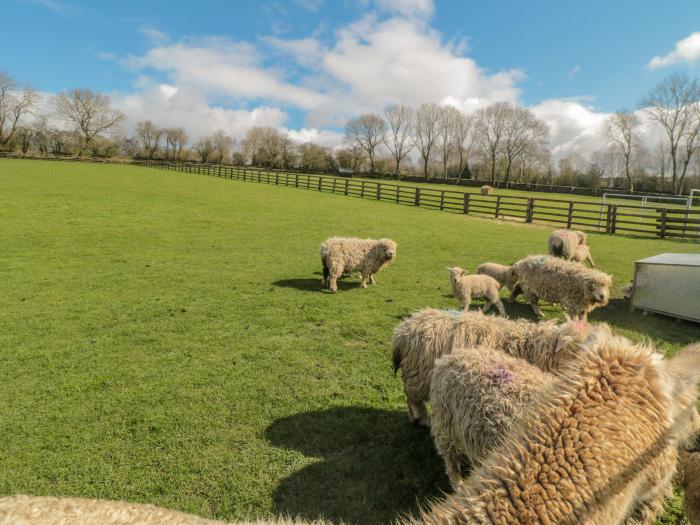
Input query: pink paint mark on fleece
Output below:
<box><xmin>572</xmin><ymin>321</ymin><xmax>591</xmax><ymax>331</ymax></box>
<box><xmin>488</xmin><ymin>367</ymin><xmax>516</xmax><ymax>386</ymax></box>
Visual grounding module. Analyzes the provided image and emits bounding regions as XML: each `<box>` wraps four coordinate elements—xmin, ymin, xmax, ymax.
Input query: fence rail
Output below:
<box><xmin>139</xmin><ymin>161</ymin><xmax>700</xmax><ymax>241</ymax></box>
<box><xmin>3</xmin><ymin>154</ymin><xmax>697</xmax><ymax>240</ymax></box>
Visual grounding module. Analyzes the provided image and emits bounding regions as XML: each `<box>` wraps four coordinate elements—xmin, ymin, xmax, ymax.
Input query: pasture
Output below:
<box><xmin>0</xmin><ymin>158</ymin><xmax>699</xmax><ymax>524</ymax></box>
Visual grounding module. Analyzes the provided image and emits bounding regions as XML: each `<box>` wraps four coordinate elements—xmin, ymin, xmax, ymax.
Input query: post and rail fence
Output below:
<box><xmin>139</xmin><ymin>160</ymin><xmax>699</xmax><ymax>241</ymax></box>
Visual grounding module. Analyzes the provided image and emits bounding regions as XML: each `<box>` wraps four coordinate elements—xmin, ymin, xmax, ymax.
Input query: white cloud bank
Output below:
<box><xmin>648</xmin><ymin>31</ymin><xmax>700</xmax><ymax>69</ymax></box>
<box><xmin>103</xmin><ymin>0</ymin><xmax>635</xmax><ymax>159</ymax></box>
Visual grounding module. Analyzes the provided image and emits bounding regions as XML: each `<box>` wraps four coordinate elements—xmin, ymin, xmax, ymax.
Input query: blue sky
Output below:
<box><xmin>5</xmin><ymin>0</ymin><xmax>700</xmax><ymax>154</ymax></box>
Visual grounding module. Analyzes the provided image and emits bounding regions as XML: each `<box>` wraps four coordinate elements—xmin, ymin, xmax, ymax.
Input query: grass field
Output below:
<box><xmin>1</xmin><ymin>158</ymin><xmax>699</xmax><ymax>524</ymax></box>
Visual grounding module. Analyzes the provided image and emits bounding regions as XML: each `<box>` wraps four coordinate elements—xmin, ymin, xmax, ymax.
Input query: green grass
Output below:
<box><xmin>0</xmin><ymin>158</ymin><xmax>698</xmax><ymax>524</ymax></box>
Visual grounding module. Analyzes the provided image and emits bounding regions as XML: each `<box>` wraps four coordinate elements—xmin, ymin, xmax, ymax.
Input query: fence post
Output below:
<box><xmin>526</xmin><ymin>198</ymin><xmax>535</xmax><ymax>223</ymax></box>
<box><xmin>345</xmin><ymin>179</ymin><xmax>349</xmax><ymax>195</ymax></box>
<box><xmin>659</xmin><ymin>209</ymin><xmax>667</xmax><ymax>239</ymax></box>
<box><xmin>415</xmin><ymin>187</ymin><xmax>421</xmax><ymax>207</ymax></box>
<box><xmin>440</xmin><ymin>191</ymin><xmax>445</xmax><ymax>210</ymax></box>
<box><xmin>318</xmin><ymin>177</ymin><xmax>322</xmax><ymax>191</ymax></box>
<box><xmin>360</xmin><ymin>181</ymin><xmax>365</xmax><ymax>198</ymax></box>
<box><xmin>376</xmin><ymin>184</ymin><xmax>381</xmax><ymax>200</ymax></box>
<box><xmin>295</xmin><ymin>174</ymin><xmax>299</xmax><ymax>188</ymax></box>
<box><xmin>495</xmin><ymin>196</ymin><xmax>501</xmax><ymax>218</ymax></box>
<box><xmin>605</xmin><ymin>204</ymin><xmax>618</xmax><ymax>234</ymax></box>
<box><xmin>396</xmin><ymin>186</ymin><xmax>400</xmax><ymax>203</ymax></box>
<box><xmin>332</xmin><ymin>178</ymin><xmax>337</xmax><ymax>193</ymax></box>
<box><xmin>462</xmin><ymin>193</ymin><xmax>470</xmax><ymax>214</ymax></box>
<box><xmin>567</xmin><ymin>201</ymin><xmax>574</xmax><ymax>228</ymax></box>
<box><xmin>610</xmin><ymin>205</ymin><xmax>617</xmax><ymax>234</ymax></box>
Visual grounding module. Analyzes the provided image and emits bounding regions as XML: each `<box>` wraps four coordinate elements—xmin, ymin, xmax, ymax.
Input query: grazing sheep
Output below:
<box><xmin>480</xmin><ymin>185</ymin><xmax>493</xmax><ymax>195</ymax></box>
<box><xmin>570</xmin><ymin>243</ymin><xmax>596</xmax><ymax>267</ymax></box>
<box><xmin>391</xmin><ymin>309</ymin><xmax>592</xmax><ymax>426</ymax></box>
<box><xmin>511</xmin><ymin>255</ymin><xmax>612</xmax><ymax>320</ymax></box>
<box><xmin>446</xmin><ymin>267</ymin><xmax>505</xmax><ymax>315</ymax></box>
<box><xmin>411</xmin><ymin>336</ymin><xmax>700</xmax><ymax>525</ymax></box>
<box><xmin>430</xmin><ymin>346</ymin><xmax>552</xmax><ymax>487</ymax></box>
<box><xmin>0</xmin><ymin>495</ymin><xmax>328</xmax><ymax>525</ymax></box>
<box><xmin>320</xmin><ymin>237</ymin><xmax>396</xmax><ymax>293</ymax></box>
<box><xmin>548</xmin><ymin>228</ymin><xmax>588</xmax><ymax>260</ymax></box>
<box><xmin>475</xmin><ymin>262</ymin><xmax>521</xmax><ymax>302</ymax></box>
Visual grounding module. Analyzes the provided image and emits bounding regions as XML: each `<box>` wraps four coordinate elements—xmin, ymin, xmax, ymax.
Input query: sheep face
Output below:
<box><xmin>378</xmin><ymin>239</ymin><xmax>397</xmax><ymax>261</ymax></box>
<box><xmin>585</xmin><ymin>275</ymin><xmax>611</xmax><ymax>306</ymax></box>
<box><xmin>446</xmin><ymin>266</ymin><xmax>467</xmax><ymax>285</ymax></box>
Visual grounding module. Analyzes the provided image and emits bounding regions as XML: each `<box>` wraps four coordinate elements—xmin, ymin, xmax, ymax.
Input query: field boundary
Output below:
<box><xmin>138</xmin><ymin>160</ymin><xmax>699</xmax><ymax>241</ymax></box>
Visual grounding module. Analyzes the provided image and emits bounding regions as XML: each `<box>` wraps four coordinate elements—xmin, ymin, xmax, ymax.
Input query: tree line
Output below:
<box><xmin>2</xmin><ymin>69</ymin><xmax>700</xmax><ymax>195</ymax></box>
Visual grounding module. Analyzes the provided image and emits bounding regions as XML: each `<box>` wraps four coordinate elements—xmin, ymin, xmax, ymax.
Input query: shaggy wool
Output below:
<box><xmin>430</xmin><ymin>346</ymin><xmax>552</xmax><ymax>486</ymax></box>
<box><xmin>391</xmin><ymin>309</ymin><xmax>593</xmax><ymax>426</ymax></box>
<box><xmin>446</xmin><ymin>267</ymin><xmax>505</xmax><ymax>315</ymax></box>
<box><xmin>320</xmin><ymin>237</ymin><xmax>396</xmax><ymax>293</ymax></box>
<box><xmin>511</xmin><ymin>255</ymin><xmax>612</xmax><ymax>320</ymax></box>
<box><xmin>0</xmin><ymin>496</ymin><xmax>331</xmax><ymax>525</ymax></box>
<box><xmin>408</xmin><ymin>336</ymin><xmax>700</xmax><ymax>525</ymax></box>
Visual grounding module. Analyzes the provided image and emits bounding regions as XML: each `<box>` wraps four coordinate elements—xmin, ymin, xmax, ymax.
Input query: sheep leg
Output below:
<box><xmin>494</xmin><ymin>298</ymin><xmax>506</xmax><ymax>316</ymax></box>
<box><xmin>439</xmin><ymin>445</ymin><xmax>465</xmax><ymax>489</ymax></box>
<box><xmin>368</xmin><ymin>273</ymin><xmax>376</xmax><ymax>284</ymax></box>
<box><xmin>360</xmin><ymin>273</ymin><xmax>368</xmax><ymax>288</ymax></box>
<box><xmin>482</xmin><ymin>301</ymin><xmax>492</xmax><ymax>313</ymax></box>
<box><xmin>508</xmin><ymin>284</ymin><xmax>522</xmax><ymax>303</ymax></box>
<box><xmin>530</xmin><ymin>301</ymin><xmax>544</xmax><ymax>318</ymax></box>
<box><xmin>407</xmin><ymin>398</ymin><xmax>430</xmax><ymax>427</ymax></box>
<box><xmin>321</xmin><ymin>258</ymin><xmax>329</xmax><ymax>289</ymax></box>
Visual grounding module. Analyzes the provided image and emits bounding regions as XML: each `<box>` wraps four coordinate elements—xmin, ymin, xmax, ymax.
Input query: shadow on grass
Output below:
<box><xmin>272</xmin><ymin>278</ymin><xmax>360</xmax><ymax>293</ymax></box>
<box><xmin>591</xmin><ymin>299</ymin><xmax>700</xmax><ymax>346</ymax></box>
<box><xmin>266</xmin><ymin>407</ymin><xmax>448</xmax><ymax>525</ymax></box>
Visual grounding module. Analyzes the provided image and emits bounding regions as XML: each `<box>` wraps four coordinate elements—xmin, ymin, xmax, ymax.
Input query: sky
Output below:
<box><xmin>5</xmin><ymin>0</ymin><xmax>700</xmax><ymax>157</ymax></box>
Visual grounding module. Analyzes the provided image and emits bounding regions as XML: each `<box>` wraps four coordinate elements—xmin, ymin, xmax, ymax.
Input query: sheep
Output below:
<box><xmin>0</xmin><ymin>495</ymin><xmax>329</xmax><ymax>525</ymax></box>
<box><xmin>480</xmin><ymin>185</ymin><xmax>493</xmax><ymax>195</ymax></box>
<box><xmin>475</xmin><ymin>262</ymin><xmax>521</xmax><ymax>302</ymax></box>
<box><xmin>548</xmin><ymin>228</ymin><xmax>588</xmax><ymax>261</ymax></box>
<box><xmin>410</xmin><ymin>336</ymin><xmax>700</xmax><ymax>525</ymax></box>
<box><xmin>429</xmin><ymin>346</ymin><xmax>552</xmax><ymax>487</ymax></box>
<box><xmin>571</xmin><ymin>243</ymin><xmax>596</xmax><ymax>267</ymax></box>
<box><xmin>391</xmin><ymin>308</ymin><xmax>593</xmax><ymax>426</ymax></box>
<box><xmin>320</xmin><ymin>237</ymin><xmax>396</xmax><ymax>293</ymax></box>
<box><xmin>446</xmin><ymin>267</ymin><xmax>505</xmax><ymax>316</ymax></box>
<box><xmin>511</xmin><ymin>254</ymin><xmax>612</xmax><ymax>320</ymax></box>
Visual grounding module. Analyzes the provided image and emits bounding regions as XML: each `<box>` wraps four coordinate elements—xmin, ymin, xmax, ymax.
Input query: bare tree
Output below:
<box><xmin>210</xmin><ymin>129</ymin><xmax>234</xmax><ymax>163</ymax></box>
<box><xmin>242</xmin><ymin>126</ymin><xmax>267</xmax><ymax>166</ymax></box>
<box><xmin>345</xmin><ymin>113</ymin><xmax>385</xmax><ymax>175</ymax></box>
<box><xmin>194</xmin><ymin>136</ymin><xmax>213</xmax><ymax>163</ymax></box>
<box><xmin>136</xmin><ymin>120</ymin><xmax>163</xmax><ymax>159</ymax></box>
<box><xmin>384</xmin><ymin>103</ymin><xmax>414</xmax><ymax>179</ymax></box>
<box><xmin>437</xmin><ymin>106</ymin><xmax>460</xmax><ymax>181</ymax></box>
<box><xmin>164</xmin><ymin>127</ymin><xmax>187</xmax><ymax>160</ymax></box>
<box><xmin>502</xmin><ymin>106</ymin><xmax>549</xmax><ymax>185</ymax></box>
<box><xmin>640</xmin><ymin>72</ymin><xmax>700</xmax><ymax>194</ymax></box>
<box><xmin>0</xmin><ymin>71</ymin><xmax>39</xmax><ymax>149</ymax></box>
<box><xmin>279</xmin><ymin>135</ymin><xmax>295</xmax><ymax>169</ymax></box>
<box><xmin>54</xmin><ymin>89</ymin><xmax>125</xmax><ymax>156</ymax></box>
<box><xmin>414</xmin><ymin>103</ymin><xmax>441</xmax><ymax>179</ymax></box>
<box><xmin>453</xmin><ymin>112</ymin><xmax>474</xmax><ymax>182</ymax></box>
<box><xmin>475</xmin><ymin>102</ymin><xmax>511</xmax><ymax>185</ymax></box>
<box><xmin>603</xmin><ymin>111</ymin><xmax>641</xmax><ymax>192</ymax></box>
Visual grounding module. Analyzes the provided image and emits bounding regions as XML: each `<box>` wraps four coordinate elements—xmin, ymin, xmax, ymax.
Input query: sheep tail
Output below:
<box><xmin>392</xmin><ymin>340</ymin><xmax>402</xmax><ymax>376</ymax></box>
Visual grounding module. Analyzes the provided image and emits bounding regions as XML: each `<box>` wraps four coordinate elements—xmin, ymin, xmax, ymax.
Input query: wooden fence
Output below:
<box><xmin>146</xmin><ymin>161</ymin><xmax>698</xmax><ymax>241</ymax></box>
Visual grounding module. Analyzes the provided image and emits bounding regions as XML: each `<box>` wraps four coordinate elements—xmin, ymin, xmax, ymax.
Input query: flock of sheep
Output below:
<box><xmin>1</xmin><ymin>230</ymin><xmax>699</xmax><ymax>524</ymax></box>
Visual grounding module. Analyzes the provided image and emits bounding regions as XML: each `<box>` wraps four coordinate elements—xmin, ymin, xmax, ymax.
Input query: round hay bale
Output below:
<box><xmin>480</xmin><ymin>185</ymin><xmax>494</xmax><ymax>195</ymax></box>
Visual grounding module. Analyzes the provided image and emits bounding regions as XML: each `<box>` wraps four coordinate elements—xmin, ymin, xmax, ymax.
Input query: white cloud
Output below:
<box><xmin>111</xmin><ymin>82</ymin><xmax>288</xmax><ymax>141</ymax></box>
<box><xmin>566</xmin><ymin>65</ymin><xmax>581</xmax><ymax>78</ymax></box>
<box><xmin>138</xmin><ymin>25</ymin><xmax>170</xmax><ymax>45</ymax></box>
<box><xmin>294</xmin><ymin>0</ymin><xmax>324</xmax><ymax>12</ymax></box>
<box><xmin>127</xmin><ymin>36</ymin><xmax>330</xmax><ymax>109</ymax></box>
<box><xmin>373</xmin><ymin>0</ymin><xmax>434</xmax><ymax>17</ymax></box>
<box><xmin>648</xmin><ymin>31</ymin><xmax>700</xmax><ymax>69</ymax></box>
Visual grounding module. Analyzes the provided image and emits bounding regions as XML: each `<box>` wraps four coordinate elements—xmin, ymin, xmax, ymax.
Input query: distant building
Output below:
<box><xmin>338</xmin><ymin>167</ymin><xmax>354</xmax><ymax>177</ymax></box>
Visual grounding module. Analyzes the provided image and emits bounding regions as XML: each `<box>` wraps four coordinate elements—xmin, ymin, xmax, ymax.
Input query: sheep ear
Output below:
<box><xmin>664</xmin><ymin>343</ymin><xmax>700</xmax><ymax>400</ymax></box>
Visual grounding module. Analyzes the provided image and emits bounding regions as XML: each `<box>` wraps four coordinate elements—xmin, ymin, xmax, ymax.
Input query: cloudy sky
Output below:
<box><xmin>6</xmin><ymin>0</ymin><xmax>700</xmax><ymax>156</ymax></box>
